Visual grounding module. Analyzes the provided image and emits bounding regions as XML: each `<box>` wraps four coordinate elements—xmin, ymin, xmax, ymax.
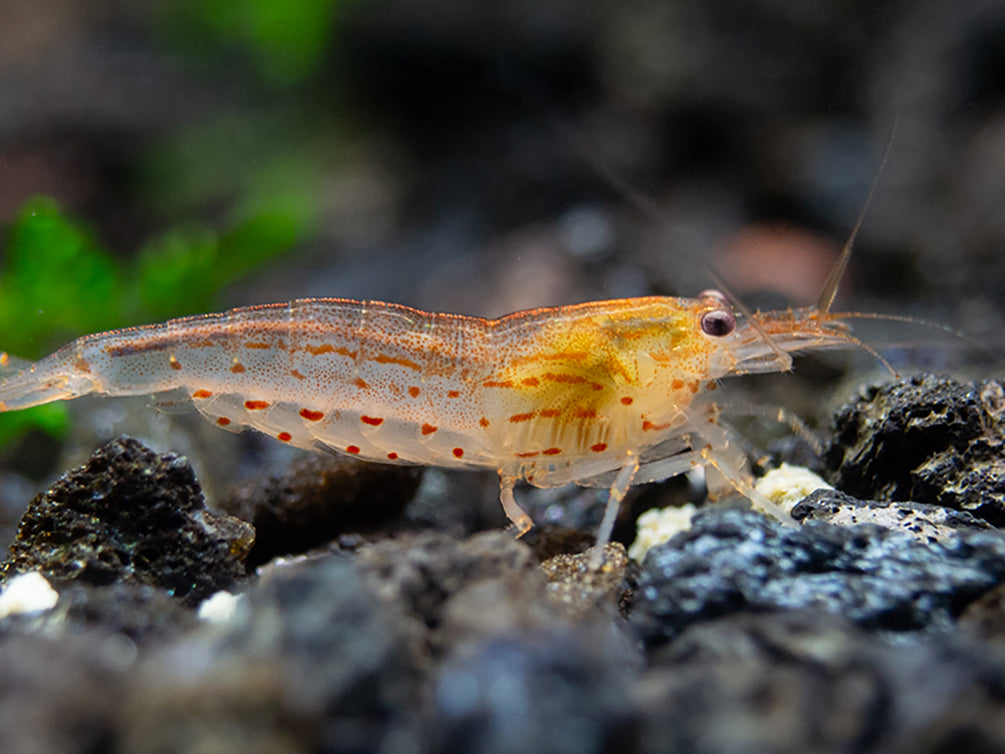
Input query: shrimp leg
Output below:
<box><xmin>588</xmin><ymin>451</ymin><xmax>640</xmax><ymax>569</ymax></box>
<box><xmin>498</xmin><ymin>472</ymin><xmax>533</xmax><ymax>536</ymax></box>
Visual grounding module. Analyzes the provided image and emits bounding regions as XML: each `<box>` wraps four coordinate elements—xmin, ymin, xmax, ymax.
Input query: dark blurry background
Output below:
<box><xmin>0</xmin><ymin>0</ymin><xmax>1002</xmax><ymax>504</ymax></box>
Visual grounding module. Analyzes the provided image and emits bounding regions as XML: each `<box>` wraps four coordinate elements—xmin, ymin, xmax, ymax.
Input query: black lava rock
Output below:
<box><xmin>220</xmin><ymin>453</ymin><xmax>422</xmax><ymax>567</ymax></box>
<box><xmin>122</xmin><ymin>555</ymin><xmax>422</xmax><ymax>754</ymax></box>
<box><xmin>1</xmin><ymin>436</ymin><xmax>254</xmax><ymax>605</ymax></box>
<box><xmin>631</xmin><ymin>508</ymin><xmax>1005</xmax><ymax>648</ymax></box>
<box><xmin>431</xmin><ymin>632</ymin><xmax>639</xmax><ymax>754</ymax></box>
<box><xmin>824</xmin><ymin>375</ymin><xmax>1005</xmax><ymax>524</ymax></box>
<box><xmin>639</xmin><ymin>611</ymin><xmax>1005</xmax><ymax>754</ymax></box>
<box><xmin>792</xmin><ymin>489</ymin><xmax>993</xmax><ymax>541</ymax></box>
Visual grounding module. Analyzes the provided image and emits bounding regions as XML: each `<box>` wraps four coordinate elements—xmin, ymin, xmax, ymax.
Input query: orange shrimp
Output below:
<box><xmin>0</xmin><ymin>274</ymin><xmax>869</xmax><ymax>560</ymax></box>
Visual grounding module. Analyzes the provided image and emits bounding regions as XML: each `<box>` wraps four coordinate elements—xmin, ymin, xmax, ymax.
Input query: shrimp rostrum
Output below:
<box><xmin>0</xmin><ymin>281</ymin><xmax>867</xmax><ymax>559</ymax></box>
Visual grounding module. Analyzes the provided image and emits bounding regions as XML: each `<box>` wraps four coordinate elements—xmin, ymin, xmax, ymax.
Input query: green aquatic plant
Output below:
<box><xmin>0</xmin><ymin>197</ymin><xmax>296</xmax><ymax>444</ymax></box>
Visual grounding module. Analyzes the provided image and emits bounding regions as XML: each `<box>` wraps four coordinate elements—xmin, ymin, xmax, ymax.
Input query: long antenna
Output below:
<box><xmin>816</xmin><ymin>114</ymin><xmax>899</xmax><ymax>316</ymax></box>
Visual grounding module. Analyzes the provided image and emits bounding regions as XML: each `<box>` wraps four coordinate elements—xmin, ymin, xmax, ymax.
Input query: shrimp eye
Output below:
<box><xmin>700</xmin><ymin>309</ymin><xmax>735</xmax><ymax>337</ymax></box>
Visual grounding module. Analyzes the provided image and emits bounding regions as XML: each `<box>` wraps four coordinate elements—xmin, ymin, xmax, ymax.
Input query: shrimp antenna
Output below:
<box><xmin>816</xmin><ymin>114</ymin><xmax>899</xmax><ymax>316</ymax></box>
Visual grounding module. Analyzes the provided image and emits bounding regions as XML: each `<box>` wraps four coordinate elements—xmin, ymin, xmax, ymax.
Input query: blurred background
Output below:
<box><xmin>0</xmin><ymin>0</ymin><xmax>1002</xmax><ymax>523</ymax></box>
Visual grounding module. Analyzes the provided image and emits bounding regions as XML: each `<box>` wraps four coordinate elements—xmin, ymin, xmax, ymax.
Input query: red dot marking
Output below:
<box><xmin>447</xmin><ymin>390</ymin><xmax>460</xmax><ymax>398</ymax></box>
<box><xmin>231</xmin><ymin>363</ymin><xmax>246</xmax><ymax>374</ymax></box>
<box><xmin>479</xmin><ymin>417</ymin><xmax>490</xmax><ymax>427</ymax></box>
<box><xmin>277</xmin><ymin>432</ymin><xmax>292</xmax><ymax>442</ymax></box>
<box><xmin>452</xmin><ymin>447</ymin><xmax>464</xmax><ymax>458</ymax></box>
<box><xmin>354</xmin><ymin>377</ymin><xmax>369</xmax><ymax>390</ymax></box>
<box><xmin>408</xmin><ymin>386</ymin><xmax>420</xmax><ymax>398</ymax></box>
<box><xmin>590</xmin><ymin>442</ymin><xmax>608</xmax><ymax>453</ymax></box>
<box><xmin>217</xmin><ymin>417</ymin><xmax>232</xmax><ymax>426</ymax></box>
<box><xmin>387</xmin><ymin>452</ymin><xmax>399</xmax><ymax>460</ymax></box>
<box><xmin>515</xmin><ymin>451</ymin><xmax>539</xmax><ymax>458</ymax></box>
<box><xmin>521</xmin><ymin>377</ymin><xmax>540</xmax><ymax>387</ymax></box>
<box><xmin>671</xmin><ymin>379</ymin><xmax>684</xmax><ymax>390</ymax></box>
<box><xmin>361</xmin><ymin>415</ymin><xmax>384</xmax><ymax>426</ymax></box>
<box><xmin>573</xmin><ymin>408</ymin><xmax>598</xmax><ymax>419</ymax></box>
<box><xmin>245</xmin><ymin>400</ymin><xmax>270</xmax><ymax>410</ymax></box>
<box><xmin>706</xmin><ymin>380</ymin><xmax>718</xmax><ymax>391</ymax></box>
<box><xmin>542</xmin><ymin>447</ymin><xmax>562</xmax><ymax>455</ymax></box>
<box><xmin>290</xmin><ymin>369</ymin><xmax>307</xmax><ymax>380</ymax></box>
<box><xmin>509</xmin><ymin>412</ymin><xmax>535</xmax><ymax>423</ymax></box>
<box><xmin>620</xmin><ymin>396</ymin><xmax>633</xmax><ymax>406</ymax></box>
<box><xmin>169</xmin><ymin>359</ymin><xmax>182</xmax><ymax>371</ymax></box>
<box><xmin>539</xmin><ymin>409</ymin><xmax>561</xmax><ymax>418</ymax></box>
<box><xmin>300</xmin><ymin>409</ymin><xmax>324</xmax><ymax>421</ymax></box>
<box><xmin>346</xmin><ymin>445</ymin><xmax>361</xmax><ymax>454</ymax></box>
<box><xmin>75</xmin><ymin>357</ymin><xmax>91</xmax><ymax>373</ymax></box>
<box><xmin>421</xmin><ymin>423</ymin><xmax>438</xmax><ymax>435</ymax></box>
<box><xmin>192</xmin><ymin>389</ymin><xmax>213</xmax><ymax>399</ymax></box>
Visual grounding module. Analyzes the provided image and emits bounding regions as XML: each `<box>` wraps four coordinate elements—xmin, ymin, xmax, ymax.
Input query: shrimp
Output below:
<box><xmin>0</xmin><ymin>278</ymin><xmax>869</xmax><ymax>563</ymax></box>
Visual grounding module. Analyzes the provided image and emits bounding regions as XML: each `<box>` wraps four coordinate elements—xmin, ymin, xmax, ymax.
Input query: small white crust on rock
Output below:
<box><xmin>0</xmin><ymin>572</ymin><xmax>59</xmax><ymax>618</ymax></box>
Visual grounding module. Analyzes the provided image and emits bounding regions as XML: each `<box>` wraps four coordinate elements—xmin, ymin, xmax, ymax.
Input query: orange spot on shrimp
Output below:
<box><xmin>620</xmin><ymin>396</ymin><xmax>633</xmax><ymax>406</ymax></box>
<box><xmin>361</xmin><ymin>415</ymin><xmax>384</xmax><ymax>426</ymax></box>
<box><xmin>671</xmin><ymin>379</ymin><xmax>685</xmax><ymax>390</ymax></box>
<box><xmin>244</xmin><ymin>341</ymin><xmax>272</xmax><ymax>349</ymax></box>
<box><xmin>706</xmin><ymin>380</ymin><xmax>718</xmax><ymax>390</ymax></box>
<box><xmin>277</xmin><ymin>432</ymin><xmax>292</xmax><ymax>442</ymax></box>
<box><xmin>542</xmin><ymin>447</ymin><xmax>562</xmax><ymax>455</ymax></box>
<box><xmin>245</xmin><ymin>400</ymin><xmax>270</xmax><ymax>410</ymax></box>
<box><xmin>169</xmin><ymin>359</ymin><xmax>182</xmax><ymax>371</ymax></box>
<box><xmin>74</xmin><ymin>357</ymin><xmax>91</xmax><ymax>373</ymax></box>
<box><xmin>192</xmin><ymin>389</ymin><xmax>213</xmax><ymax>399</ymax></box>
<box><xmin>230</xmin><ymin>363</ymin><xmax>246</xmax><ymax>374</ymax></box>
<box><xmin>573</xmin><ymin>408</ymin><xmax>598</xmax><ymax>419</ymax></box>
<box><xmin>290</xmin><ymin>369</ymin><xmax>306</xmax><ymax>380</ymax></box>
<box><xmin>421</xmin><ymin>423</ymin><xmax>438</xmax><ymax>435</ymax></box>
<box><xmin>373</xmin><ymin>353</ymin><xmax>421</xmax><ymax>371</ymax></box>
<box><xmin>539</xmin><ymin>408</ymin><xmax>561</xmax><ymax>418</ymax></box>
<box><xmin>689</xmin><ymin>380</ymin><xmax>700</xmax><ymax>393</ymax></box>
<box><xmin>515</xmin><ymin>451</ymin><xmax>539</xmax><ymax>458</ymax></box>
<box><xmin>509</xmin><ymin>412</ymin><xmax>536</xmax><ymax>423</ymax></box>
<box><xmin>354</xmin><ymin>377</ymin><xmax>369</xmax><ymax>390</ymax></box>
<box><xmin>590</xmin><ymin>442</ymin><xmax>608</xmax><ymax>453</ymax></box>
<box><xmin>217</xmin><ymin>417</ymin><xmax>232</xmax><ymax>426</ymax></box>
<box><xmin>483</xmin><ymin>380</ymin><xmax>514</xmax><ymax>388</ymax></box>
<box><xmin>642</xmin><ymin>420</ymin><xmax>671</xmax><ymax>432</ymax></box>
<box><xmin>387</xmin><ymin>452</ymin><xmax>399</xmax><ymax>460</ymax></box>
<box><xmin>300</xmin><ymin>408</ymin><xmax>324</xmax><ymax>421</ymax></box>
<box><xmin>452</xmin><ymin>447</ymin><xmax>464</xmax><ymax>458</ymax></box>
<box><xmin>479</xmin><ymin>417</ymin><xmax>490</xmax><ymax>427</ymax></box>
<box><xmin>346</xmin><ymin>445</ymin><xmax>361</xmax><ymax>454</ymax></box>
<box><xmin>447</xmin><ymin>390</ymin><xmax>460</xmax><ymax>398</ymax></box>
<box><xmin>521</xmin><ymin>377</ymin><xmax>540</xmax><ymax>387</ymax></box>
<box><xmin>408</xmin><ymin>386</ymin><xmax>420</xmax><ymax>398</ymax></box>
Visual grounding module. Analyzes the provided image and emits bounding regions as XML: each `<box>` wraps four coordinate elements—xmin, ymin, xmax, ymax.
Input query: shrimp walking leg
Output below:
<box><xmin>498</xmin><ymin>473</ymin><xmax>533</xmax><ymax>536</ymax></box>
<box><xmin>588</xmin><ymin>451</ymin><xmax>640</xmax><ymax>569</ymax></box>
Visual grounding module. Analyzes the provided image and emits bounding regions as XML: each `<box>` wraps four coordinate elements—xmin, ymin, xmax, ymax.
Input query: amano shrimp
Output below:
<box><xmin>0</xmin><ymin>275</ymin><xmax>871</xmax><ymax>562</ymax></box>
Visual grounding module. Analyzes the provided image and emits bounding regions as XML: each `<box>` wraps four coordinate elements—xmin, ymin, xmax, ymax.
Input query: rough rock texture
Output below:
<box><xmin>639</xmin><ymin>611</ymin><xmax>1005</xmax><ymax>754</ymax></box>
<box><xmin>220</xmin><ymin>454</ymin><xmax>422</xmax><ymax>567</ymax></box>
<box><xmin>631</xmin><ymin>508</ymin><xmax>1005</xmax><ymax>648</ymax></box>
<box><xmin>792</xmin><ymin>488</ymin><xmax>994</xmax><ymax>542</ymax></box>
<box><xmin>1</xmin><ymin>437</ymin><xmax>254</xmax><ymax>605</ymax></box>
<box><xmin>120</xmin><ymin>556</ymin><xmax>422</xmax><ymax>754</ymax></box>
<box><xmin>824</xmin><ymin>375</ymin><xmax>1005</xmax><ymax>524</ymax></box>
<box><xmin>431</xmin><ymin>632</ymin><xmax>640</xmax><ymax>754</ymax></box>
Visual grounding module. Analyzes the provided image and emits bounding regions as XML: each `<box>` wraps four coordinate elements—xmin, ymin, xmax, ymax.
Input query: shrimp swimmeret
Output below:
<box><xmin>0</xmin><ymin>263</ymin><xmax>876</xmax><ymax>564</ymax></box>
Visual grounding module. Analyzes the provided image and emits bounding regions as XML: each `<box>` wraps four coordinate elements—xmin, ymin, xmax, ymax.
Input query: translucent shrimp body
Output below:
<box><xmin>0</xmin><ymin>293</ymin><xmax>856</xmax><ymax>556</ymax></box>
